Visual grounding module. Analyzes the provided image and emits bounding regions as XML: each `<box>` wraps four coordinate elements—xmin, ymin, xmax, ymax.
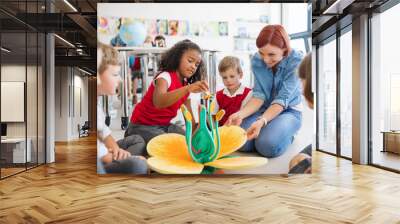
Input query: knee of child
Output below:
<box><xmin>126</xmin><ymin>156</ymin><xmax>148</xmax><ymax>174</ymax></box>
<box><xmin>168</xmin><ymin>124</ymin><xmax>185</xmax><ymax>135</ymax></box>
<box><xmin>124</xmin><ymin>135</ymin><xmax>147</xmax><ymax>156</ymax></box>
<box><xmin>118</xmin><ymin>135</ymin><xmax>145</xmax><ymax>149</ymax></box>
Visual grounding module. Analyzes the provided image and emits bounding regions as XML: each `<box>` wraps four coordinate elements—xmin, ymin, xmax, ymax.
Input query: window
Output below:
<box><xmin>340</xmin><ymin>28</ymin><xmax>352</xmax><ymax>158</ymax></box>
<box><xmin>291</xmin><ymin>38</ymin><xmax>306</xmax><ymax>54</ymax></box>
<box><xmin>370</xmin><ymin>2</ymin><xmax>400</xmax><ymax>171</ymax></box>
<box><xmin>0</xmin><ymin>1</ymin><xmax>47</xmax><ymax>179</ymax></box>
<box><xmin>283</xmin><ymin>3</ymin><xmax>311</xmax><ymax>53</ymax></box>
<box><xmin>317</xmin><ymin>36</ymin><xmax>337</xmax><ymax>154</ymax></box>
<box><xmin>283</xmin><ymin>4</ymin><xmax>308</xmax><ymax>34</ymax></box>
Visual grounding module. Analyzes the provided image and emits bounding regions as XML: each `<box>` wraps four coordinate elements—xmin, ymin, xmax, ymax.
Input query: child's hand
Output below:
<box><xmin>101</xmin><ymin>153</ymin><xmax>113</xmax><ymax>164</ymax></box>
<box><xmin>187</xmin><ymin>80</ymin><xmax>209</xmax><ymax>93</ymax></box>
<box><xmin>112</xmin><ymin>148</ymin><xmax>131</xmax><ymax>161</ymax></box>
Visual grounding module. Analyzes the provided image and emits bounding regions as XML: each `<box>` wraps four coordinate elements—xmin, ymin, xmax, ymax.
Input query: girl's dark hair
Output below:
<box><xmin>158</xmin><ymin>39</ymin><xmax>206</xmax><ymax>84</ymax></box>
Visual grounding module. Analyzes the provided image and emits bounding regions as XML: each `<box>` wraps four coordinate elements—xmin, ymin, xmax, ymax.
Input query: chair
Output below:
<box><xmin>78</xmin><ymin>121</ymin><xmax>90</xmax><ymax>138</ymax></box>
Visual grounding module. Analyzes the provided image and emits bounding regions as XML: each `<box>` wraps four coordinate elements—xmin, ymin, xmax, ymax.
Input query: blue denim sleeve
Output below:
<box><xmin>251</xmin><ymin>55</ymin><xmax>267</xmax><ymax>101</ymax></box>
<box><xmin>271</xmin><ymin>55</ymin><xmax>303</xmax><ymax>109</ymax></box>
<box><xmin>252</xmin><ymin>77</ymin><xmax>266</xmax><ymax>101</ymax></box>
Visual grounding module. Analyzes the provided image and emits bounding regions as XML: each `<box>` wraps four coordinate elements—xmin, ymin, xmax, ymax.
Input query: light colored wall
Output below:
<box><xmin>54</xmin><ymin>66</ymin><xmax>89</xmax><ymax>141</ymax></box>
<box><xmin>54</xmin><ymin>66</ymin><xmax>70</xmax><ymax>141</ymax></box>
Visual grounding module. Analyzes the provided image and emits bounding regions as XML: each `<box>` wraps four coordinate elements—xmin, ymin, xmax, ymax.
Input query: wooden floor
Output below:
<box><xmin>373</xmin><ymin>150</ymin><xmax>400</xmax><ymax>171</ymax></box>
<box><xmin>1</xmin><ymin>135</ymin><xmax>400</xmax><ymax>223</ymax></box>
<box><xmin>1</xmin><ymin>164</ymin><xmax>43</xmax><ymax>178</ymax></box>
<box><xmin>1</xmin><ymin>167</ymin><xmax>26</xmax><ymax>177</ymax></box>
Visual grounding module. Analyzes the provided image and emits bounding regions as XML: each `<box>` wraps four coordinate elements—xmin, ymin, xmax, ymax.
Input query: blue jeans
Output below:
<box><xmin>240</xmin><ymin>108</ymin><xmax>302</xmax><ymax>158</ymax></box>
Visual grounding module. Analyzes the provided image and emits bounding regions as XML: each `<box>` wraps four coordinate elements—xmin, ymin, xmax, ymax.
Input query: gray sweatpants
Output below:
<box><xmin>124</xmin><ymin>123</ymin><xmax>185</xmax><ymax>156</ymax></box>
<box><xmin>104</xmin><ymin>156</ymin><xmax>148</xmax><ymax>174</ymax></box>
<box><xmin>101</xmin><ymin>135</ymin><xmax>148</xmax><ymax>174</ymax></box>
<box><xmin>117</xmin><ymin>134</ymin><xmax>146</xmax><ymax>156</ymax></box>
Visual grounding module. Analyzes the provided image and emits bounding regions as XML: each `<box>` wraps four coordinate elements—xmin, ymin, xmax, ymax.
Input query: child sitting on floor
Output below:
<box><xmin>289</xmin><ymin>53</ymin><xmax>312</xmax><ymax>174</ymax></box>
<box><xmin>214</xmin><ymin>56</ymin><xmax>252</xmax><ymax>126</ymax></box>
<box><xmin>123</xmin><ymin>39</ymin><xmax>209</xmax><ymax>152</ymax></box>
<box><xmin>97</xmin><ymin>42</ymin><xmax>147</xmax><ymax>174</ymax></box>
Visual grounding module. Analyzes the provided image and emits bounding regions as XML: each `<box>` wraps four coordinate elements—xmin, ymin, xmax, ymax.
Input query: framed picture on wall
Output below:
<box><xmin>208</xmin><ymin>22</ymin><xmax>219</xmax><ymax>37</ymax></box>
<box><xmin>156</xmin><ymin>19</ymin><xmax>168</xmax><ymax>35</ymax></box>
<box><xmin>189</xmin><ymin>21</ymin><xmax>200</xmax><ymax>36</ymax></box>
<box><xmin>178</xmin><ymin>20</ymin><xmax>189</xmax><ymax>36</ymax></box>
<box><xmin>168</xmin><ymin>20</ymin><xmax>179</xmax><ymax>36</ymax></box>
<box><xmin>218</xmin><ymin>22</ymin><xmax>228</xmax><ymax>36</ymax></box>
<box><xmin>146</xmin><ymin>19</ymin><xmax>158</xmax><ymax>36</ymax></box>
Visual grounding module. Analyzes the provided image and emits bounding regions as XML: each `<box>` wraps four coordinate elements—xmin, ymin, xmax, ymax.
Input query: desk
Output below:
<box><xmin>1</xmin><ymin>138</ymin><xmax>31</xmax><ymax>163</ymax></box>
<box><xmin>382</xmin><ymin>131</ymin><xmax>400</xmax><ymax>154</ymax></box>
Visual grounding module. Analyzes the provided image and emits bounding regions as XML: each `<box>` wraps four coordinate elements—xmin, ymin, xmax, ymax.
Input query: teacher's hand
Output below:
<box><xmin>246</xmin><ymin>119</ymin><xmax>265</xmax><ymax>140</ymax></box>
<box><xmin>224</xmin><ymin>112</ymin><xmax>243</xmax><ymax>126</ymax></box>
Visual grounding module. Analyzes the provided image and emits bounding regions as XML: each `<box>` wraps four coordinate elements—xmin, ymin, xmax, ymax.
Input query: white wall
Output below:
<box><xmin>55</xmin><ymin>66</ymin><xmax>69</xmax><ymax>141</ymax></box>
<box><xmin>72</xmin><ymin>73</ymin><xmax>89</xmax><ymax>138</ymax></box>
<box><xmin>54</xmin><ymin>67</ymin><xmax>89</xmax><ymax>141</ymax></box>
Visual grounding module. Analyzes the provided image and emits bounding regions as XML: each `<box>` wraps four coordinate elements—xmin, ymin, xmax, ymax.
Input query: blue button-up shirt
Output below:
<box><xmin>251</xmin><ymin>49</ymin><xmax>304</xmax><ymax>111</ymax></box>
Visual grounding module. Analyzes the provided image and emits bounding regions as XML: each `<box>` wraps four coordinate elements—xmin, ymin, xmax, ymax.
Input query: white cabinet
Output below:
<box><xmin>1</xmin><ymin>138</ymin><xmax>32</xmax><ymax>163</ymax></box>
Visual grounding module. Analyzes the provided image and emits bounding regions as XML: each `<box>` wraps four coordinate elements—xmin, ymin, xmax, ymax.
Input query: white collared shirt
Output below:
<box><xmin>213</xmin><ymin>84</ymin><xmax>252</xmax><ymax>114</ymax></box>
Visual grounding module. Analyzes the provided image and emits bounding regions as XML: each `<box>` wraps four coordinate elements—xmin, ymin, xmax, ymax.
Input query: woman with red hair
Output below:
<box><xmin>226</xmin><ymin>25</ymin><xmax>304</xmax><ymax>158</ymax></box>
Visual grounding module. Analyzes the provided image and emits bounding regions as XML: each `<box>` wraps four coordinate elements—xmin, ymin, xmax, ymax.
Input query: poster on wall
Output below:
<box><xmin>146</xmin><ymin>19</ymin><xmax>158</xmax><ymax>36</ymax></box>
<box><xmin>168</xmin><ymin>20</ymin><xmax>179</xmax><ymax>36</ymax></box>
<box><xmin>156</xmin><ymin>19</ymin><xmax>168</xmax><ymax>35</ymax></box>
<box><xmin>218</xmin><ymin>22</ymin><xmax>228</xmax><ymax>36</ymax></box>
<box><xmin>189</xmin><ymin>21</ymin><xmax>200</xmax><ymax>36</ymax></box>
<box><xmin>97</xmin><ymin>3</ymin><xmax>312</xmax><ymax>175</ymax></box>
<box><xmin>178</xmin><ymin>20</ymin><xmax>189</xmax><ymax>36</ymax></box>
<box><xmin>208</xmin><ymin>22</ymin><xmax>220</xmax><ymax>37</ymax></box>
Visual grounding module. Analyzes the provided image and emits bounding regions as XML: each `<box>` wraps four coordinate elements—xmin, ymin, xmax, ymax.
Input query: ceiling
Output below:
<box><xmin>312</xmin><ymin>0</ymin><xmax>391</xmax><ymax>44</ymax></box>
<box><xmin>0</xmin><ymin>0</ymin><xmax>100</xmax><ymax>74</ymax></box>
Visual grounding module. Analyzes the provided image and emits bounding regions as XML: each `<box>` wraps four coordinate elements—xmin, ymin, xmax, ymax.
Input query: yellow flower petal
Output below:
<box><xmin>217</xmin><ymin>126</ymin><xmax>247</xmax><ymax>159</ymax></box>
<box><xmin>147</xmin><ymin>133</ymin><xmax>191</xmax><ymax>161</ymax></box>
<box><xmin>205</xmin><ymin>157</ymin><xmax>268</xmax><ymax>170</ymax></box>
<box><xmin>147</xmin><ymin>157</ymin><xmax>204</xmax><ymax>174</ymax></box>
